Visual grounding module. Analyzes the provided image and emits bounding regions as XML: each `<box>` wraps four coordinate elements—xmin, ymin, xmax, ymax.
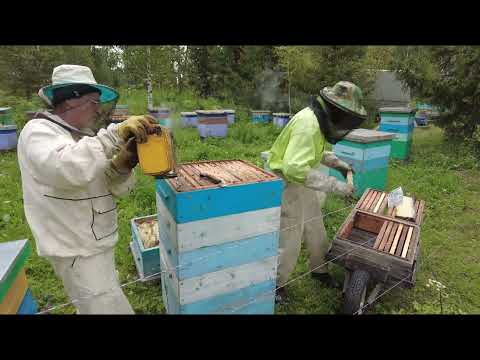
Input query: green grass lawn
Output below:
<box><xmin>1</xmin><ymin>120</ymin><xmax>479</xmax><ymax>314</ymax></box>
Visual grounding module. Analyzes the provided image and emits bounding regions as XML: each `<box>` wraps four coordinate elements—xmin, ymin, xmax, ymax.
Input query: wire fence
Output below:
<box><xmin>37</xmin><ymin>158</ymin><xmax>438</xmax><ymax>315</ymax></box>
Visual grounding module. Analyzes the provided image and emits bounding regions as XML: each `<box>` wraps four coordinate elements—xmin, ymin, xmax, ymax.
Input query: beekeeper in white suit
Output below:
<box><xmin>17</xmin><ymin>64</ymin><xmax>160</xmax><ymax>314</ymax></box>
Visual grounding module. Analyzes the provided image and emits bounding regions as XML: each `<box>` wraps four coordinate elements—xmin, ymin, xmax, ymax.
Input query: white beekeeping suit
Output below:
<box><xmin>16</xmin><ymin>65</ymin><xmax>160</xmax><ymax>314</ymax></box>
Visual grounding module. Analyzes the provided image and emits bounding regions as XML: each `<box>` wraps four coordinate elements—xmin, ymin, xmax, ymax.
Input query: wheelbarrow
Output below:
<box><xmin>326</xmin><ymin>188</ymin><xmax>425</xmax><ymax>314</ymax></box>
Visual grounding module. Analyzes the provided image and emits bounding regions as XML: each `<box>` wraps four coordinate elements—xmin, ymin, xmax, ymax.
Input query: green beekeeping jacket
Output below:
<box><xmin>267</xmin><ymin>107</ymin><xmax>326</xmax><ymax>184</ymax></box>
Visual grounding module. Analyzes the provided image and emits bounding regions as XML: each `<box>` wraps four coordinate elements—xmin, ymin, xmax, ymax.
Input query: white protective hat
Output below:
<box><xmin>38</xmin><ymin>64</ymin><xmax>119</xmax><ymax>106</ymax></box>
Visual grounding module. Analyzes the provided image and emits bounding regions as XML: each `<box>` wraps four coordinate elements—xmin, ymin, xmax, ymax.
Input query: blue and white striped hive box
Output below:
<box><xmin>155</xmin><ymin>160</ymin><xmax>284</xmax><ymax>314</ymax></box>
<box><xmin>272</xmin><ymin>113</ymin><xmax>291</xmax><ymax>128</ymax></box>
<box><xmin>378</xmin><ymin>107</ymin><xmax>415</xmax><ymax>160</ymax></box>
<box><xmin>251</xmin><ymin>110</ymin><xmax>271</xmax><ymax>124</ymax></box>
<box><xmin>180</xmin><ymin>112</ymin><xmax>198</xmax><ymax>128</ymax></box>
<box><xmin>196</xmin><ymin>110</ymin><xmax>229</xmax><ymax>138</ymax></box>
<box><xmin>0</xmin><ymin>125</ymin><xmax>17</xmax><ymax>151</ymax></box>
<box><xmin>329</xmin><ymin>128</ymin><xmax>395</xmax><ymax>197</ymax></box>
<box><xmin>224</xmin><ymin>110</ymin><xmax>235</xmax><ymax>125</ymax></box>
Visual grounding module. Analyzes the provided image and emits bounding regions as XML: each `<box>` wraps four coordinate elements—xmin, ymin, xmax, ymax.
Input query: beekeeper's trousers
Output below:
<box><xmin>277</xmin><ymin>182</ymin><xmax>330</xmax><ymax>286</ymax></box>
<box><xmin>46</xmin><ymin>247</ymin><xmax>134</xmax><ymax>314</ymax></box>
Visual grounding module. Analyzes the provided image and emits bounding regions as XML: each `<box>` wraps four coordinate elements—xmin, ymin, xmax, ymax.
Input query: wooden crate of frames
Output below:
<box><xmin>326</xmin><ymin>188</ymin><xmax>426</xmax><ymax>288</ymax></box>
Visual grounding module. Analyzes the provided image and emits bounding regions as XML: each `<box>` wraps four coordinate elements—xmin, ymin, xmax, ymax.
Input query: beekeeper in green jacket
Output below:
<box><xmin>266</xmin><ymin>81</ymin><xmax>367</xmax><ymax>303</ymax></box>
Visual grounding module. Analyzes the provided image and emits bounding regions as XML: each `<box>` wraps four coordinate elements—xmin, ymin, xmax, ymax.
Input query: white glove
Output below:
<box><xmin>304</xmin><ymin>168</ymin><xmax>355</xmax><ymax>196</ymax></box>
<box><xmin>321</xmin><ymin>151</ymin><xmax>354</xmax><ymax>178</ymax></box>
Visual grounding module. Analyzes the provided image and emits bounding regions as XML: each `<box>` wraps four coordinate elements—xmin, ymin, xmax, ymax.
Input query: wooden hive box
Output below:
<box><xmin>272</xmin><ymin>113</ymin><xmax>291</xmax><ymax>128</ymax></box>
<box><xmin>378</xmin><ymin>107</ymin><xmax>415</xmax><ymax>160</ymax></box>
<box><xmin>17</xmin><ymin>288</ymin><xmax>38</xmax><ymax>315</ymax></box>
<box><xmin>327</xmin><ymin>209</ymin><xmax>421</xmax><ymax>288</ymax></box>
<box><xmin>355</xmin><ymin>188</ymin><xmax>425</xmax><ymax>225</ymax></box>
<box><xmin>129</xmin><ymin>214</ymin><xmax>161</xmax><ymax>281</ymax></box>
<box><xmin>196</xmin><ymin>110</ymin><xmax>229</xmax><ymax>138</ymax></box>
<box><xmin>251</xmin><ymin>110</ymin><xmax>272</xmax><ymax>124</ymax></box>
<box><xmin>0</xmin><ymin>125</ymin><xmax>18</xmax><ymax>151</ymax></box>
<box><xmin>155</xmin><ymin>160</ymin><xmax>284</xmax><ymax>314</ymax></box>
<box><xmin>329</xmin><ymin>129</ymin><xmax>396</xmax><ymax>197</ymax></box>
<box><xmin>180</xmin><ymin>112</ymin><xmax>198</xmax><ymax>128</ymax></box>
<box><xmin>0</xmin><ymin>239</ymin><xmax>33</xmax><ymax>314</ymax></box>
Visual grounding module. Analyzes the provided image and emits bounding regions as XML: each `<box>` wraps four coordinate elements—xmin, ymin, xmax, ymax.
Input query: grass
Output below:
<box><xmin>1</xmin><ymin>91</ymin><xmax>479</xmax><ymax>314</ymax></box>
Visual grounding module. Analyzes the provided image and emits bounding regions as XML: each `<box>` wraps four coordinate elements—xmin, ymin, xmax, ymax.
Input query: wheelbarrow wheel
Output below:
<box><xmin>343</xmin><ymin>270</ymin><xmax>370</xmax><ymax>315</ymax></box>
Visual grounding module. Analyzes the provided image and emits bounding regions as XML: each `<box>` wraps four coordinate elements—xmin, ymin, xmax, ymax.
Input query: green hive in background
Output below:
<box><xmin>0</xmin><ymin>107</ymin><xmax>13</xmax><ymax>125</ymax></box>
<box><xmin>378</xmin><ymin>107</ymin><xmax>415</xmax><ymax>161</ymax></box>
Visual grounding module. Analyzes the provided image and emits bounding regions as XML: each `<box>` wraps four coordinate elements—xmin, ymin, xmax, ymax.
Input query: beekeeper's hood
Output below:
<box><xmin>313</xmin><ymin>81</ymin><xmax>367</xmax><ymax>144</ymax></box>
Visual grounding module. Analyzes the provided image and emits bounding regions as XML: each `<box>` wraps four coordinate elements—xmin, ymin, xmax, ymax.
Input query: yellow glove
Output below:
<box><xmin>111</xmin><ymin>138</ymin><xmax>138</xmax><ymax>174</ymax></box>
<box><xmin>117</xmin><ymin>115</ymin><xmax>159</xmax><ymax>143</ymax></box>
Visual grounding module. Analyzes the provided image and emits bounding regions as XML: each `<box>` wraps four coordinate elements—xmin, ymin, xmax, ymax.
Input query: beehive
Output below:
<box><xmin>327</xmin><ymin>188</ymin><xmax>425</xmax><ymax>288</ymax></box>
<box><xmin>251</xmin><ymin>110</ymin><xmax>271</xmax><ymax>124</ymax></box>
<box><xmin>0</xmin><ymin>107</ymin><xmax>13</xmax><ymax>125</ymax></box>
<box><xmin>329</xmin><ymin>128</ymin><xmax>395</xmax><ymax>197</ymax></box>
<box><xmin>110</xmin><ymin>114</ymin><xmax>129</xmax><ymax>124</ymax></box>
<box><xmin>196</xmin><ymin>110</ymin><xmax>228</xmax><ymax>139</ymax></box>
<box><xmin>0</xmin><ymin>239</ymin><xmax>36</xmax><ymax>314</ymax></box>
<box><xmin>180</xmin><ymin>112</ymin><xmax>198</xmax><ymax>128</ymax></box>
<box><xmin>0</xmin><ymin>125</ymin><xmax>17</xmax><ymax>151</ymax></box>
<box><xmin>17</xmin><ymin>289</ymin><xmax>38</xmax><ymax>315</ymax></box>
<box><xmin>416</xmin><ymin>103</ymin><xmax>433</xmax><ymax>111</ymax></box>
<box><xmin>272</xmin><ymin>113</ymin><xmax>291</xmax><ymax>128</ymax></box>
<box><xmin>378</xmin><ymin>107</ymin><xmax>415</xmax><ymax>160</ymax></box>
<box><xmin>224</xmin><ymin>109</ymin><xmax>235</xmax><ymax>124</ymax></box>
<box><xmin>114</xmin><ymin>104</ymin><xmax>129</xmax><ymax>116</ymax></box>
<box><xmin>149</xmin><ymin>107</ymin><xmax>172</xmax><ymax>127</ymax></box>
<box><xmin>130</xmin><ymin>214</ymin><xmax>161</xmax><ymax>281</ymax></box>
<box><xmin>155</xmin><ymin>160</ymin><xmax>284</xmax><ymax>314</ymax></box>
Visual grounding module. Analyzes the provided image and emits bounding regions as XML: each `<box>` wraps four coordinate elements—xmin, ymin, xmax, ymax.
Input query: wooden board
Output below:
<box><xmin>395</xmin><ymin>225</ymin><xmax>409</xmax><ymax>257</ymax></box>
<box><xmin>415</xmin><ymin>200</ymin><xmax>425</xmax><ymax>225</ymax></box>
<box><xmin>359</xmin><ymin>189</ymin><xmax>374</xmax><ymax>209</ymax></box>
<box><xmin>383</xmin><ymin>223</ymin><xmax>398</xmax><ymax>252</ymax></box>
<box><xmin>0</xmin><ymin>269</ymin><xmax>28</xmax><ymax>314</ymax></box>
<box><xmin>353</xmin><ymin>213</ymin><xmax>385</xmax><ymax>234</ymax></box>
<box><xmin>401</xmin><ymin>227</ymin><xmax>414</xmax><ymax>258</ymax></box>
<box><xmin>368</xmin><ymin>192</ymin><xmax>381</xmax><ymax>212</ymax></box>
<box><xmin>373</xmin><ymin>193</ymin><xmax>386</xmax><ymax>213</ymax></box>
<box><xmin>360</xmin><ymin>190</ymin><xmax>375</xmax><ymax>209</ymax></box>
<box><xmin>377</xmin><ymin>221</ymin><xmax>393</xmax><ymax>251</ymax></box>
<box><xmin>373</xmin><ymin>221</ymin><xmax>388</xmax><ymax>249</ymax></box>
<box><xmin>365</xmin><ymin>191</ymin><xmax>380</xmax><ymax>210</ymax></box>
<box><xmin>389</xmin><ymin>224</ymin><xmax>404</xmax><ymax>255</ymax></box>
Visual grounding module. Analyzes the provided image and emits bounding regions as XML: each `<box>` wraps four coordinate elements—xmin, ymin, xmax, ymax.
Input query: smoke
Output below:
<box><xmin>255</xmin><ymin>68</ymin><xmax>289</xmax><ymax>111</ymax></box>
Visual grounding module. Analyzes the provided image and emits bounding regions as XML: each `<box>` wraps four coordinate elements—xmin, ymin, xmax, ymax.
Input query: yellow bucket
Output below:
<box><xmin>137</xmin><ymin>127</ymin><xmax>176</xmax><ymax>176</ymax></box>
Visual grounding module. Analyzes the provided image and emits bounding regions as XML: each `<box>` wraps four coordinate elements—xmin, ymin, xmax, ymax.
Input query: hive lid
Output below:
<box><xmin>150</xmin><ymin>107</ymin><xmax>170</xmax><ymax>112</ymax></box>
<box><xmin>251</xmin><ymin>110</ymin><xmax>271</xmax><ymax>114</ymax></box>
<box><xmin>343</xmin><ymin>128</ymin><xmax>396</xmax><ymax>143</ymax></box>
<box><xmin>181</xmin><ymin>112</ymin><xmax>197</xmax><ymax>116</ymax></box>
<box><xmin>0</xmin><ymin>107</ymin><xmax>11</xmax><ymax>113</ymax></box>
<box><xmin>224</xmin><ymin>109</ymin><xmax>235</xmax><ymax>113</ymax></box>
<box><xmin>0</xmin><ymin>125</ymin><xmax>17</xmax><ymax>130</ymax></box>
<box><xmin>196</xmin><ymin>110</ymin><xmax>227</xmax><ymax>116</ymax></box>
<box><xmin>273</xmin><ymin>113</ymin><xmax>291</xmax><ymax>117</ymax></box>
<box><xmin>379</xmin><ymin>107</ymin><xmax>414</xmax><ymax>114</ymax></box>
<box><xmin>167</xmin><ymin>159</ymin><xmax>280</xmax><ymax>192</ymax></box>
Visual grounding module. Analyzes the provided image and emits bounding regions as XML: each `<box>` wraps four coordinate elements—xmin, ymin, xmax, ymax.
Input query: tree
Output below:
<box><xmin>274</xmin><ymin>46</ymin><xmax>374</xmax><ymax>113</ymax></box>
<box><xmin>0</xmin><ymin>46</ymin><xmax>96</xmax><ymax>98</ymax></box>
<box><xmin>391</xmin><ymin>46</ymin><xmax>480</xmax><ymax>148</ymax></box>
